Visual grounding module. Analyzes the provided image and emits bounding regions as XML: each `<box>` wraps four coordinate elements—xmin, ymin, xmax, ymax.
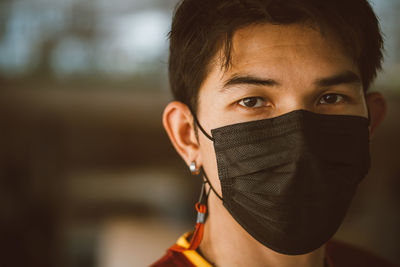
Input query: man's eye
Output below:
<box><xmin>238</xmin><ymin>97</ymin><xmax>265</xmax><ymax>108</ymax></box>
<box><xmin>319</xmin><ymin>94</ymin><xmax>346</xmax><ymax>105</ymax></box>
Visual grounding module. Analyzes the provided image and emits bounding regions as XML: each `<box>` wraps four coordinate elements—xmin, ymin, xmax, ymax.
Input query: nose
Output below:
<box><xmin>276</xmin><ymin>95</ymin><xmax>315</xmax><ymax>116</ymax></box>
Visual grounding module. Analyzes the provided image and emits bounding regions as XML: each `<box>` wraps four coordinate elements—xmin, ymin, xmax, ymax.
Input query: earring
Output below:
<box><xmin>190</xmin><ymin>161</ymin><xmax>200</xmax><ymax>175</ymax></box>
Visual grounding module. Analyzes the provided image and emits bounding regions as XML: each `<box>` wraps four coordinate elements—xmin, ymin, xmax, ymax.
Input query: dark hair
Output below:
<box><xmin>168</xmin><ymin>0</ymin><xmax>384</xmax><ymax>113</ymax></box>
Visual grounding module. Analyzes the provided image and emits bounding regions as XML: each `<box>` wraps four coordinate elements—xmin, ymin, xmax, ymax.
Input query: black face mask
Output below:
<box><xmin>194</xmin><ymin>109</ymin><xmax>370</xmax><ymax>255</ymax></box>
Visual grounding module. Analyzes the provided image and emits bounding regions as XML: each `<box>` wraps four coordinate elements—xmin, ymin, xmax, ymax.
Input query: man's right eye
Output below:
<box><xmin>238</xmin><ymin>97</ymin><xmax>265</xmax><ymax>108</ymax></box>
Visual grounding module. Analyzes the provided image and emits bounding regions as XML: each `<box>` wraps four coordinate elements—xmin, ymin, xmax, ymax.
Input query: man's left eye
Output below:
<box><xmin>319</xmin><ymin>94</ymin><xmax>346</xmax><ymax>105</ymax></box>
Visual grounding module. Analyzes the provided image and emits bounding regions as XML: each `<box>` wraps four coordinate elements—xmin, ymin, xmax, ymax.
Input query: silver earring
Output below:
<box><xmin>190</xmin><ymin>161</ymin><xmax>200</xmax><ymax>175</ymax></box>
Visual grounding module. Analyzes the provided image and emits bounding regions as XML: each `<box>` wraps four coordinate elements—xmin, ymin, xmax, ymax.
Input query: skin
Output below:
<box><xmin>163</xmin><ymin>23</ymin><xmax>387</xmax><ymax>267</ymax></box>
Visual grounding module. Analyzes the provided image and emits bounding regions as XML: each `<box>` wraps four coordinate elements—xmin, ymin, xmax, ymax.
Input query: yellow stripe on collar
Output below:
<box><xmin>176</xmin><ymin>232</ymin><xmax>213</xmax><ymax>267</ymax></box>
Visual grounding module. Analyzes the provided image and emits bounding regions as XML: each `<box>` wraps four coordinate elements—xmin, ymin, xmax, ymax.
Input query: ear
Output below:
<box><xmin>366</xmin><ymin>92</ymin><xmax>387</xmax><ymax>139</ymax></box>
<box><xmin>162</xmin><ymin>101</ymin><xmax>201</xmax><ymax>167</ymax></box>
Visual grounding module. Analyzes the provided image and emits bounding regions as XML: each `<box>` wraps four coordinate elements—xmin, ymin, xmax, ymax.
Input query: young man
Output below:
<box><xmin>153</xmin><ymin>0</ymin><xmax>391</xmax><ymax>266</ymax></box>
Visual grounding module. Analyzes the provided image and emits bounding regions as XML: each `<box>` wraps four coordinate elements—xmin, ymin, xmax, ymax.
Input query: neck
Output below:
<box><xmin>198</xmin><ymin>193</ymin><xmax>326</xmax><ymax>267</ymax></box>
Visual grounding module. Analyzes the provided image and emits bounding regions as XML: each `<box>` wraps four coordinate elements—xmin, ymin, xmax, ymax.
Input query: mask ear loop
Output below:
<box><xmin>189</xmin><ymin>108</ymin><xmax>223</xmax><ymax>201</ymax></box>
<box><xmin>190</xmin><ymin>109</ymin><xmax>215</xmax><ymax>142</ymax></box>
<box><xmin>186</xmin><ymin>108</ymin><xmax>223</xmax><ymax>250</ymax></box>
<box><xmin>200</xmin><ymin>167</ymin><xmax>223</xmax><ymax>201</ymax></box>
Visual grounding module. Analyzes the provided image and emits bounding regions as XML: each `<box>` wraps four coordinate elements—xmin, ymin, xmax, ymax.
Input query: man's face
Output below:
<box><xmin>196</xmin><ymin>23</ymin><xmax>368</xmax><ymax>195</ymax></box>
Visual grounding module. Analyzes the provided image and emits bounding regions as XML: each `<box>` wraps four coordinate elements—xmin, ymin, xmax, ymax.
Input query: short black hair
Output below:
<box><xmin>169</xmin><ymin>0</ymin><xmax>384</xmax><ymax>113</ymax></box>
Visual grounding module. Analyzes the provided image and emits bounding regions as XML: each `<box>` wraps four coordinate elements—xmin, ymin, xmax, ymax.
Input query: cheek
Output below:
<box><xmin>345</xmin><ymin>92</ymin><xmax>369</xmax><ymax>118</ymax></box>
<box><xmin>360</xmin><ymin>95</ymin><xmax>369</xmax><ymax>118</ymax></box>
<box><xmin>199</xmin><ymin>134</ymin><xmax>222</xmax><ymax>195</ymax></box>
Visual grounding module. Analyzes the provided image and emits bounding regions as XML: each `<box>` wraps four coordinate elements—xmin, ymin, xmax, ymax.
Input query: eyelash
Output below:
<box><xmin>237</xmin><ymin>93</ymin><xmax>349</xmax><ymax>109</ymax></box>
<box><xmin>318</xmin><ymin>93</ymin><xmax>349</xmax><ymax>105</ymax></box>
<box><xmin>237</xmin><ymin>97</ymin><xmax>266</xmax><ymax>109</ymax></box>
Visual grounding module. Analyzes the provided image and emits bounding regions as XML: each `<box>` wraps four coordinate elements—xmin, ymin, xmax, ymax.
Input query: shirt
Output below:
<box><xmin>151</xmin><ymin>232</ymin><xmax>396</xmax><ymax>267</ymax></box>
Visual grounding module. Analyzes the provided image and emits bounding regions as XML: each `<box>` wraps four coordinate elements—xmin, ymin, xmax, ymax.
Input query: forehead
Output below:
<box><xmin>211</xmin><ymin>22</ymin><xmax>357</xmax><ymax>79</ymax></box>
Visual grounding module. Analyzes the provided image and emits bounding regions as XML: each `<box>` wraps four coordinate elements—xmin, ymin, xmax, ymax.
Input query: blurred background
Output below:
<box><xmin>0</xmin><ymin>0</ymin><xmax>399</xmax><ymax>266</ymax></box>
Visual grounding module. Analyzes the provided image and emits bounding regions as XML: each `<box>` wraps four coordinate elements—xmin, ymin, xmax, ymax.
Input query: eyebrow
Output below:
<box><xmin>221</xmin><ymin>70</ymin><xmax>361</xmax><ymax>91</ymax></box>
<box><xmin>222</xmin><ymin>75</ymin><xmax>279</xmax><ymax>90</ymax></box>
<box><xmin>314</xmin><ymin>71</ymin><xmax>361</xmax><ymax>87</ymax></box>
